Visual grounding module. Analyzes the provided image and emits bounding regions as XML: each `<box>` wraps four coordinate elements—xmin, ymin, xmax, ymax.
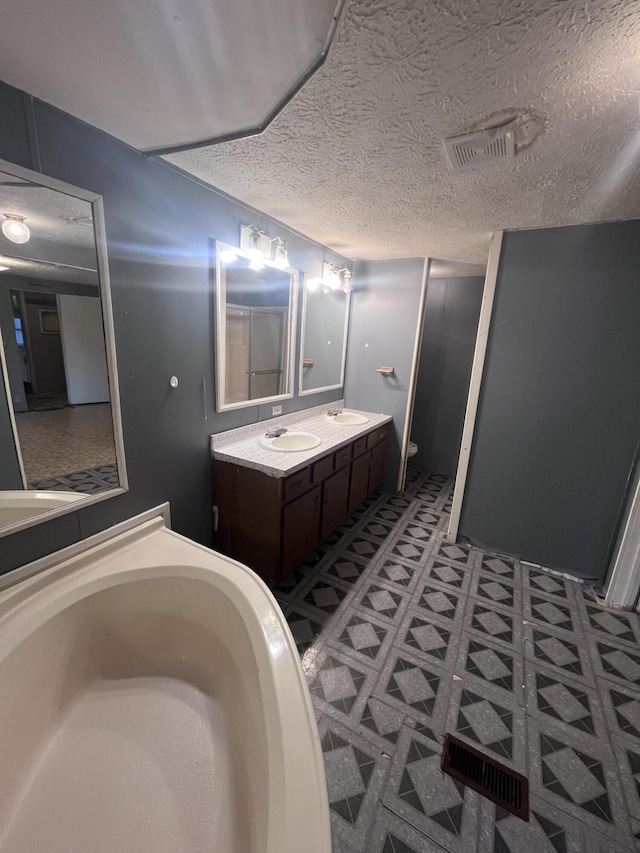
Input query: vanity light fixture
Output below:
<box><xmin>240</xmin><ymin>224</ymin><xmax>271</xmax><ymax>271</ymax></box>
<box><xmin>2</xmin><ymin>214</ymin><xmax>30</xmax><ymax>245</ymax></box>
<box><xmin>272</xmin><ymin>238</ymin><xmax>289</xmax><ymax>269</ymax></box>
<box><xmin>306</xmin><ymin>264</ymin><xmax>353</xmax><ymax>294</ymax></box>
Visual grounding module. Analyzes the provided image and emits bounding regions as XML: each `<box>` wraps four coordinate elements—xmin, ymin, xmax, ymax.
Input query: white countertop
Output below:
<box><xmin>211</xmin><ymin>407</ymin><xmax>393</xmax><ymax>478</ymax></box>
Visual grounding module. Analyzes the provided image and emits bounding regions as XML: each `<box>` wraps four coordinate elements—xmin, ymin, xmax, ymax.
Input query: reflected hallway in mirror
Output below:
<box><xmin>0</xmin><ymin>159</ymin><xmax>126</xmax><ymax>534</ymax></box>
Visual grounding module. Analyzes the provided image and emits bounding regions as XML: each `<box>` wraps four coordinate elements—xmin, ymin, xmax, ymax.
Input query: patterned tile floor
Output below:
<box><xmin>272</xmin><ymin>470</ymin><xmax>640</xmax><ymax>853</ymax></box>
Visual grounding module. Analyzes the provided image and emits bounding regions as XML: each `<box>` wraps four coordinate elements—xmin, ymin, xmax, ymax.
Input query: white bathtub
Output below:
<box><xmin>0</xmin><ymin>508</ymin><xmax>330</xmax><ymax>853</ymax></box>
<box><xmin>0</xmin><ymin>490</ymin><xmax>86</xmax><ymax>525</ymax></box>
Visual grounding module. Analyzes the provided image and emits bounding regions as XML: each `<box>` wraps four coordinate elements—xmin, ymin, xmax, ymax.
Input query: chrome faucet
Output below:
<box><xmin>327</xmin><ymin>408</ymin><xmax>343</xmax><ymax>417</ymax></box>
<box><xmin>265</xmin><ymin>427</ymin><xmax>287</xmax><ymax>438</ymax></box>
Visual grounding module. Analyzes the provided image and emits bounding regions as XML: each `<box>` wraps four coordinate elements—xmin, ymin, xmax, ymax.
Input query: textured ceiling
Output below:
<box><xmin>167</xmin><ymin>0</ymin><xmax>640</xmax><ymax>265</ymax></box>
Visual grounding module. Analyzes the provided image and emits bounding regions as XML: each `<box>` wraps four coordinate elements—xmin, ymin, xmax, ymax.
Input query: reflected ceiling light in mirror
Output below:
<box><xmin>0</xmin><ymin>266</ymin><xmax>9</xmax><ymax>272</ymax></box>
<box><xmin>306</xmin><ymin>262</ymin><xmax>352</xmax><ymax>294</ymax></box>
<box><xmin>272</xmin><ymin>238</ymin><xmax>289</xmax><ymax>269</ymax></box>
<box><xmin>2</xmin><ymin>214</ymin><xmax>30</xmax><ymax>244</ymax></box>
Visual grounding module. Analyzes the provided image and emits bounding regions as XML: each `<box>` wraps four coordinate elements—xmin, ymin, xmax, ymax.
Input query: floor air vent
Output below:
<box><xmin>441</xmin><ymin>734</ymin><xmax>529</xmax><ymax>820</ymax></box>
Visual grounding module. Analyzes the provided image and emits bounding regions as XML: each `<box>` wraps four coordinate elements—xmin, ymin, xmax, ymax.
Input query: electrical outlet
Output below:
<box><xmin>272</xmin><ymin>405</ymin><xmax>282</xmax><ymax>416</ymax></box>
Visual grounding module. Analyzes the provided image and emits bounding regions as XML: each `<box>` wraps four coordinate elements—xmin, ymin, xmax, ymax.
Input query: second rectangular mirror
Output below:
<box><xmin>299</xmin><ymin>274</ymin><xmax>351</xmax><ymax>395</ymax></box>
<box><xmin>215</xmin><ymin>241</ymin><xmax>298</xmax><ymax>412</ymax></box>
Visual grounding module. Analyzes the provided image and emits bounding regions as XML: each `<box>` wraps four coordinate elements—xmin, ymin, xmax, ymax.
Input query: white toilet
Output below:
<box><xmin>407</xmin><ymin>441</ymin><xmax>418</xmax><ymax>458</ymax></box>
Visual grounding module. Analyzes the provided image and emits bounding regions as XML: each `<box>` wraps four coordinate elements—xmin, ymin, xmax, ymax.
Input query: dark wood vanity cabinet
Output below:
<box><xmin>212</xmin><ymin>423</ymin><xmax>387</xmax><ymax>584</ymax></box>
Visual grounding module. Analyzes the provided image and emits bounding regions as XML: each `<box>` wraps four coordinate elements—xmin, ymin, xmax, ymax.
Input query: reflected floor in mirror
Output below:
<box><xmin>14</xmin><ymin>403</ymin><xmax>117</xmax><ymax>488</ymax></box>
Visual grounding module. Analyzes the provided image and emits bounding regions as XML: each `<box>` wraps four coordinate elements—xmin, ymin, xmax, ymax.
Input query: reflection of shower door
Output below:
<box><xmin>225</xmin><ymin>306</ymin><xmax>286</xmax><ymax>402</ymax></box>
<box><xmin>250</xmin><ymin>309</ymin><xmax>285</xmax><ymax>399</ymax></box>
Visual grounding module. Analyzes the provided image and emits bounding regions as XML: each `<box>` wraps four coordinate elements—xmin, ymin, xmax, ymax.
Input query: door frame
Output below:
<box><xmin>447</xmin><ymin>230</ymin><xmax>503</xmax><ymax>544</ymax></box>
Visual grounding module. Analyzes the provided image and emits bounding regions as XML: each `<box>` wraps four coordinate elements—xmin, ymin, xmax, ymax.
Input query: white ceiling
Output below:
<box><xmin>167</xmin><ymin>0</ymin><xmax>640</xmax><ymax>265</ymax></box>
<box><xmin>2</xmin><ymin>0</ymin><xmax>640</xmax><ymax>266</ymax></box>
<box><xmin>0</xmin><ymin>0</ymin><xmax>340</xmax><ymax>151</ymax></box>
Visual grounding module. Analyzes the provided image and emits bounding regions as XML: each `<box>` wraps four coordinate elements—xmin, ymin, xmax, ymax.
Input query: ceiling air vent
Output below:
<box><xmin>443</xmin><ymin>121</ymin><xmax>516</xmax><ymax>172</ymax></box>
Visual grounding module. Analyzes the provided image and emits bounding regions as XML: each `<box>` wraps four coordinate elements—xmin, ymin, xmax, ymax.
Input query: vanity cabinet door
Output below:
<box><xmin>282</xmin><ymin>485</ymin><xmax>321</xmax><ymax>574</ymax></box>
<box><xmin>369</xmin><ymin>440</ymin><xmax>387</xmax><ymax>493</ymax></box>
<box><xmin>321</xmin><ymin>465</ymin><xmax>350</xmax><ymax>541</ymax></box>
<box><xmin>348</xmin><ymin>451</ymin><xmax>372</xmax><ymax>514</ymax></box>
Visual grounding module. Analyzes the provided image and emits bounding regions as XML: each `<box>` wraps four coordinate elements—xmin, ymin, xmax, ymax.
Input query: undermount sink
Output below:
<box><xmin>260</xmin><ymin>432</ymin><xmax>322</xmax><ymax>452</ymax></box>
<box><xmin>324</xmin><ymin>412</ymin><xmax>370</xmax><ymax>426</ymax></box>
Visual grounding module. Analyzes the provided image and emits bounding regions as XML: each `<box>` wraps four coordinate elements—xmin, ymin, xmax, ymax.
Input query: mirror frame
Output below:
<box><xmin>214</xmin><ymin>240</ymin><xmax>298</xmax><ymax>412</ymax></box>
<box><xmin>0</xmin><ymin>158</ymin><xmax>128</xmax><ymax>537</ymax></box>
<box><xmin>298</xmin><ymin>273</ymin><xmax>351</xmax><ymax>396</ymax></box>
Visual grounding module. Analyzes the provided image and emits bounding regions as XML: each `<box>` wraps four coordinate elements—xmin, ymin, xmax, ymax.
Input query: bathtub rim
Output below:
<box><xmin>0</xmin><ymin>506</ymin><xmax>330</xmax><ymax>853</ymax></box>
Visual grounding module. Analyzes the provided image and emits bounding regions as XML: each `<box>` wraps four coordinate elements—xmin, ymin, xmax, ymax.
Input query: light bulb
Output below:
<box><xmin>326</xmin><ymin>271</ymin><xmax>342</xmax><ymax>290</ymax></box>
<box><xmin>2</xmin><ymin>216</ymin><xmax>30</xmax><ymax>244</ymax></box>
<box><xmin>273</xmin><ymin>240</ymin><xmax>289</xmax><ymax>269</ymax></box>
<box><xmin>307</xmin><ymin>277</ymin><xmax>321</xmax><ymax>292</ymax></box>
<box><xmin>249</xmin><ymin>256</ymin><xmax>265</xmax><ymax>271</ymax></box>
<box><xmin>219</xmin><ymin>248</ymin><xmax>238</xmax><ymax>264</ymax></box>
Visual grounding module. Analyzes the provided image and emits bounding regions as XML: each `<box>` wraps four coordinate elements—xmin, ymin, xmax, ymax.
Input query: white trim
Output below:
<box><xmin>0</xmin><ymin>502</ymin><xmax>171</xmax><ymax>591</ymax></box>
<box><xmin>214</xmin><ymin>240</ymin><xmax>298</xmax><ymax>412</ymax></box>
<box><xmin>398</xmin><ymin>258</ymin><xmax>430</xmax><ymax>493</ymax></box>
<box><xmin>0</xmin><ymin>318</ymin><xmax>27</xmax><ymax>488</ymax></box>
<box><xmin>298</xmin><ymin>272</ymin><xmax>350</xmax><ymax>396</ymax></box>
<box><xmin>0</xmin><ymin>158</ymin><xmax>129</xmax><ymax>535</ymax></box>
<box><xmin>604</xmin><ymin>465</ymin><xmax>640</xmax><ymax>609</ymax></box>
<box><xmin>447</xmin><ymin>231</ymin><xmax>504</xmax><ymax>543</ymax></box>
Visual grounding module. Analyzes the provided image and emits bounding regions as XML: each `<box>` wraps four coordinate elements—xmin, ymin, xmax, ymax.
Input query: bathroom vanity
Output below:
<box><xmin>211</xmin><ymin>408</ymin><xmax>391</xmax><ymax>583</ymax></box>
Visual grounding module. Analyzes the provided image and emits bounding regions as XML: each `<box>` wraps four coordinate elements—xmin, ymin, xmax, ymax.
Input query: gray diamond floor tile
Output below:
<box><xmin>373</xmin><ymin>649</ymin><xmax>451</xmax><ymax>731</ymax></box>
<box><xmin>372</xmin><ymin>555</ymin><xmax>422</xmax><ymax>594</ymax></box>
<box><xmin>477</xmin><ymin>794</ymin><xmax>612</xmax><ymax>853</ymax></box>
<box><xmin>445</xmin><ymin>681</ymin><xmax>527</xmax><ymax>772</ymax></box>
<box><xmin>463</xmin><ymin>598</ymin><xmax>523</xmax><ymax>653</ymax></box>
<box><xmin>397</xmin><ymin>606</ymin><xmax>463</xmax><ymax>670</ymax></box>
<box><xmin>422</xmin><ymin>556</ymin><xmax>472</xmax><ymax>594</ymax></box>
<box><xmin>318</xmin><ymin>716</ymin><xmax>392</xmax><ymax>851</ymax></box>
<box><xmin>413</xmin><ymin>581</ymin><xmax>465</xmax><ymax>625</ymax></box>
<box><xmin>273</xmin><ymin>470</ymin><xmax>640</xmax><ymax>852</ymax></box>
<box><xmin>587</xmin><ymin>634</ymin><xmax>640</xmax><ymax>692</ymax></box>
<box><xmin>365</xmin><ymin>804</ymin><xmax>450</xmax><ymax>853</ymax></box>
<box><xmin>527</xmin><ymin>715</ymin><xmax>632</xmax><ymax>844</ymax></box>
<box><xmin>309</xmin><ymin>647</ymin><xmax>377</xmax><ymax>724</ymax></box>
<box><xmin>471</xmin><ymin>571</ymin><xmax>521</xmax><ymax>614</ymax></box>
<box><xmin>523</xmin><ymin>588</ymin><xmax>581</xmax><ymax>636</ymax></box>
<box><xmin>579</xmin><ymin>600</ymin><xmax>640</xmax><ymax>648</ymax></box>
<box><xmin>357</xmin><ymin>580</ymin><xmax>409</xmax><ymax>623</ymax></box>
<box><xmin>523</xmin><ymin>564</ymin><xmax>580</xmax><ymax>602</ymax></box>
<box><xmin>381</xmin><ymin>725</ymin><xmax>482</xmax><ymax>852</ymax></box>
<box><xmin>328</xmin><ymin>607</ymin><xmax>398</xmax><ymax>668</ymax></box>
<box><xmin>455</xmin><ymin>631</ymin><xmax>524</xmax><ymax>704</ymax></box>
<box><xmin>523</xmin><ymin>623</ymin><xmax>594</xmax><ymax>687</ymax></box>
<box><xmin>524</xmin><ymin>659</ymin><xmax>607</xmax><ymax>742</ymax></box>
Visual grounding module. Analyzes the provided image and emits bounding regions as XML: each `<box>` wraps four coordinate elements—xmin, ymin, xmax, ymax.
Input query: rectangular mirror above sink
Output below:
<box><xmin>299</xmin><ymin>272</ymin><xmax>351</xmax><ymax>396</ymax></box>
<box><xmin>0</xmin><ymin>159</ymin><xmax>127</xmax><ymax>536</ymax></box>
<box><xmin>214</xmin><ymin>241</ymin><xmax>298</xmax><ymax>412</ymax></box>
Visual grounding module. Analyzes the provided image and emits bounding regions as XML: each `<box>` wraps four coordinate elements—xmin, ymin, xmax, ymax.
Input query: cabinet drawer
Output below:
<box><xmin>312</xmin><ymin>454</ymin><xmax>334</xmax><ymax>484</ymax></box>
<box><xmin>334</xmin><ymin>445</ymin><xmax>352</xmax><ymax>470</ymax></box>
<box><xmin>353</xmin><ymin>436</ymin><xmax>368</xmax><ymax>458</ymax></box>
<box><xmin>366</xmin><ymin>425</ymin><xmax>387</xmax><ymax>449</ymax></box>
<box><xmin>284</xmin><ymin>467</ymin><xmax>312</xmax><ymax>502</ymax></box>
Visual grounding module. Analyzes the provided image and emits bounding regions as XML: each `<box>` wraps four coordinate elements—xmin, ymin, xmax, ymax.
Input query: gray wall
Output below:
<box><xmin>460</xmin><ymin>222</ymin><xmax>640</xmax><ymax>582</ymax></box>
<box><xmin>0</xmin><ymin>79</ymin><xmax>348</xmax><ymax>575</ymax></box>
<box><xmin>411</xmin><ymin>276</ymin><xmax>484</xmax><ymax>476</ymax></box>
<box><xmin>344</xmin><ymin>258</ymin><xmax>426</xmax><ymax>492</ymax></box>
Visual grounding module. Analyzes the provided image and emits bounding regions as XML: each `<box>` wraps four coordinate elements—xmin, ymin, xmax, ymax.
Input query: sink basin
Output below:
<box><xmin>260</xmin><ymin>432</ymin><xmax>322</xmax><ymax>452</ymax></box>
<box><xmin>324</xmin><ymin>412</ymin><xmax>370</xmax><ymax>426</ymax></box>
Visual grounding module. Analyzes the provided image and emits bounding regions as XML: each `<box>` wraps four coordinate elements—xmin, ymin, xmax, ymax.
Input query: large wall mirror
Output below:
<box><xmin>215</xmin><ymin>240</ymin><xmax>298</xmax><ymax>411</ymax></box>
<box><xmin>299</xmin><ymin>274</ymin><xmax>351</xmax><ymax>395</ymax></box>
<box><xmin>0</xmin><ymin>159</ymin><xmax>127</xmax><ymax>537</ymax></box>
